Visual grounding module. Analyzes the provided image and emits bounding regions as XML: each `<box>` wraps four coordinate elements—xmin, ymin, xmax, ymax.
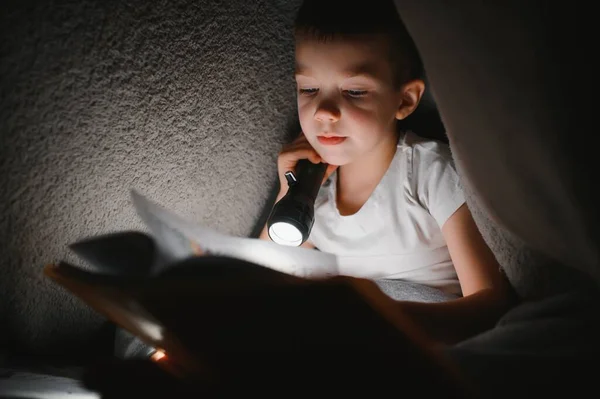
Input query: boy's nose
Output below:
<box><xmin>314</xmin><ymin>99</ymin><xmax>340</xmax><ymax>123</ymax></box>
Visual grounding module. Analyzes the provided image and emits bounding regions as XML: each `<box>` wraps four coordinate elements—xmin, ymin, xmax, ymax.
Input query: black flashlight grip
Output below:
<box><xmin>291</xmin><ymin>159</ymin><xmax>328</xmax><ymax>203</ymax></box>
<box><xmin>266</xmin><ymin>159</ymin><xmax>328</xmax><ymax>245</ymax></box>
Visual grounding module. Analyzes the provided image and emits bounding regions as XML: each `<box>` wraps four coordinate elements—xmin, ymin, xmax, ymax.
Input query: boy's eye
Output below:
<box><xmin>345</xmin><ymin>89</ymin><xmax>367</xmax><ymax>97</ymax></box>
<box><xmin>299</xmin><ymin>88</ymin><xmax>319</xmax><ymax>95</ymax></box>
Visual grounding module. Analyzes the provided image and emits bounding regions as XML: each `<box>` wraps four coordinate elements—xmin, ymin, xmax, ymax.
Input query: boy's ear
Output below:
<box><xmin>396</xmin><ymin>79</ymin><xmax>425</xmax><ymax>120</ymax></box>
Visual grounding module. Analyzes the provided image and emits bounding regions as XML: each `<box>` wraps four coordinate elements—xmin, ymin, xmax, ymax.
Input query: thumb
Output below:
<box><xmin>322</xmin><ymin>164</ymin><xmax>338</xmax><ymax>184</ymax></box>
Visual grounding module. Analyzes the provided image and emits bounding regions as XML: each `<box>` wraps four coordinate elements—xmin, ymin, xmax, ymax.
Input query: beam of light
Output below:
<box><xmin>150</xmin><ymin>349</ymin><xmax>167</xmax><ymax>362</ymax></box>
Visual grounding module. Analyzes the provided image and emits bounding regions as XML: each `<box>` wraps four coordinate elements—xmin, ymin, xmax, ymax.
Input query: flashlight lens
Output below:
<box><xmin>269</xmin><ymin>222</ymin><xmax>303</xmax><ymax>246</ymax></box>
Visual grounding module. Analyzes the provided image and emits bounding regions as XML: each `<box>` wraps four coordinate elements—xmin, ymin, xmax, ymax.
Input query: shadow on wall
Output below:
<box><xmin>0</xmin><ymin>0</ymin><xmax>304</xmax><ymax>360</ymax></box>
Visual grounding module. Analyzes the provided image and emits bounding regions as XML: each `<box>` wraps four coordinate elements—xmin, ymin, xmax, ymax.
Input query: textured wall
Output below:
<box><xmin>0</xmin><ymin>0</ymin><xmax>302</xmax><ymax>358</ymax></box>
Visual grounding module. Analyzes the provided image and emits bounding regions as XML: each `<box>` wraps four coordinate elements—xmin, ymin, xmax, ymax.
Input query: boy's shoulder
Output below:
<box><xmin>398</xmin><ymin>130</ymin><xmax>454</xmax><ymax>162</ymax></box>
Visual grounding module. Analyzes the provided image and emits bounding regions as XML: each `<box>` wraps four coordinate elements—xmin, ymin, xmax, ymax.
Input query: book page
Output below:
<box><xmin>0</xmin><ymin>369</ymin><xmax>100</xmax><ymax>399</ymax></box>
<box><xmin>130</xmin><ymin>190</ymin><xmax>338</xmax><ymax>278</ymax></box>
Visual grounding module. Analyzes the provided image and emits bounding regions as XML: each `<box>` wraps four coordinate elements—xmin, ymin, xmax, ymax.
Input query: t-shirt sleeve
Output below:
<box><xmin>410</xmin><ymin>141</ymin><xmax>466</xmax><ymax>228</ymax></box>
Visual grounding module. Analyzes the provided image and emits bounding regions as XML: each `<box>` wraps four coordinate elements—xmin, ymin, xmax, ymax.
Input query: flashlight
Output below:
<box><xmin>267</xmin><ymin>159</ymin><xmax>328</xmax><ymax>246</ymax></box>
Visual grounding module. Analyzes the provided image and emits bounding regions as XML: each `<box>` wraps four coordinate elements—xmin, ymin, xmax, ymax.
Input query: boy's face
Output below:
<box><xmin>295</xmin><ymin>35</ymin><xmax>404</xmax><ymax>166</ymax></box>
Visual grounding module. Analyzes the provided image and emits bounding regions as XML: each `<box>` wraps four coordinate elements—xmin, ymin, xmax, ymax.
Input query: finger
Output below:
<box><xmin>322</xmin><ymin>164</ymin><xmax>338</xmax><ymax>183</ymax></box>
<box><xmin>284</xmin><ymin>152</ymin><xmax>321</xmax><ymax>168</ymax></box>
<box><xmin>293</xmin><ymin>132</ymin><xmax>309</xmax><ymax>143</ymax></box>
<box><xmin>279</xmin><ymin>148</ymin><xmax>321</xmax><ymax>168</ymax></box>
<box><xmin>280</xmin><ymin>140</ymin><xmax>315</xmax><ymax>154</ymax></box>
<box><xmin>190</xmin><ymin>241</ymin><xmax>204</xmax><ymax>256</ymax></box>
<box><xmin>306</xmin><ymin>151</ymin><xmax>322</xmax><ymax>164</ymax></box>
<box><xmin>286</xmin><ymin>132</ymin><xmax>308</xmax><ymax>147</ymax></box>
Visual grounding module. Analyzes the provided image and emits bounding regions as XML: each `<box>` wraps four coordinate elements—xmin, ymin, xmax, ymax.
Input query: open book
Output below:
<box><xmin>43</xmin><ymin>190</ymin><xmax>471</xmax><ymax>396</ymax></box>
<box><xmin>64</xmin><ymin>190</ymin><xmax>338</xmax><ymax>279</ymax></box>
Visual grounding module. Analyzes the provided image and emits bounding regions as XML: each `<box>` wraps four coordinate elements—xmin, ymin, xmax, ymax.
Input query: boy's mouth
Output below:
<box><xmin>317</xmin><ymin>134</ymin><xmax>346</xmax><ymax>145</ymax></box>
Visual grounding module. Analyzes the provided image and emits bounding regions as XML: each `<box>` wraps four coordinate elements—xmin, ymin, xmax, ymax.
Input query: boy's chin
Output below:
<box><xmin>319</xmin><ymin>153</ymin><xmax>352</xmax><ymax>167</ymax></box>
<box><xmin>314</xmin><ymin>143</ymin><xmax>355</xmax><ymax>166</ymax></box>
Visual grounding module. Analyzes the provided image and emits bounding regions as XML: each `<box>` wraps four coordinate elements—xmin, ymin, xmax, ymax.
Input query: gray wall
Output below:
<box><xmin>1</xmin><ymin>0</ymin><xmax>572</xmax><ymax>360</ymax></box>
<box><xmin>1</xmin><ymin>0</ymin><xmax>301</xmax><ymax>358</ymax></box>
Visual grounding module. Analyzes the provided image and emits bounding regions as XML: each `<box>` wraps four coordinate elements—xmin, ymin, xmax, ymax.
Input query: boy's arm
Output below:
<box><xmin>395</xmin><ymin>204</ymin><xmax>516</xmax><ymax>345</ymax></box>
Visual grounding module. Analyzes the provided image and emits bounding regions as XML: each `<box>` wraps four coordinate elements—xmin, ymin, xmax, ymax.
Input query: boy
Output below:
<box><xmin>260</xmin><ymin>0</ymin><xmax>514</xmax><ymax>344</ymax></box>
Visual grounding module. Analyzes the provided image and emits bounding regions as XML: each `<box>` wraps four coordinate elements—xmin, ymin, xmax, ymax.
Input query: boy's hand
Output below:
<box><xmin>277</xmin><ymin>132</ymin><xmax>337</xmax><ymax>198</ymax></box>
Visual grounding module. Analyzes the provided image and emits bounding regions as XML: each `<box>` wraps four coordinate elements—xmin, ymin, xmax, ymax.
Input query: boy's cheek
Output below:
<box><xmin>301</xmin><ymin>129</ymin><xmax>320</xmax><ymax>148</ymax></box>
<box><xmin>297</xmin><ymin>111</ymin><xmax>315</xmax><ymax>135</ymax></box>
<box><xmin>343</xmin><ymin>108</ymin><xmax>376</xmax><ymax>131</ymax></box>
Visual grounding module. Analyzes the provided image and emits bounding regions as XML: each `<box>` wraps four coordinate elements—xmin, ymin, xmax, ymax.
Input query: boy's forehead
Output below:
<box><xmin>295</xmin><ymin>36</ymin><xmax>390</xmax><ymax>75</ymax></box>
<box><xmin>295</xmin><ymin>61</ymin><xmax>381</xmax><ymax>79</ymax></box>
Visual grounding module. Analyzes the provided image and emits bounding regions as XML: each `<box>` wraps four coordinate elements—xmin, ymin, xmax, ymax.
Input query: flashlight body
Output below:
<box><xmin>292</xmin><ymin>159</ymin><xmax>328</xmax><ymax>205</ymax></box>
<box><xmin>267</xmin><ymin>160</ymin><xmax>328</xmax><ymax>246</ymax></box>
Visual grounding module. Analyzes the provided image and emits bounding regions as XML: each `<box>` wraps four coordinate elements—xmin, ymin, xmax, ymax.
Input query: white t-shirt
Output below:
<box><xmin>308</xmin><ymin>131</ymin><xmax>465</xmax><ymax>295</ymax></box>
